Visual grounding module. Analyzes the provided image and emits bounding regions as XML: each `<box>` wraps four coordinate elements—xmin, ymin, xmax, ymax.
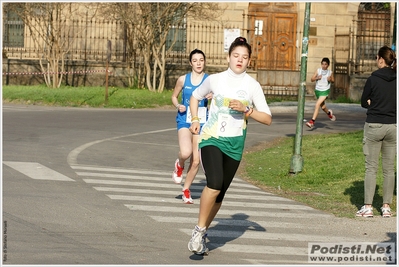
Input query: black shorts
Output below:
<box><xmin>200</xmin><ymin>145</ymin><xmax>240</xmax><ymax>203</ymax></box>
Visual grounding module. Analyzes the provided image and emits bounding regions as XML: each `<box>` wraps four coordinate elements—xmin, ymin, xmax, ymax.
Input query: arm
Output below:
<box><xmin>361</xmin><ymin>78</ymin><xmax>372</xmax><ymax>108</ymax></box>
<box><xmin>247</xmin><ymin>107</ymin><xmax>272</xmax><ymax>125</ymax></box>
<box><xmin>228</xmin><ymin>99</ymin><xmax>272</xmax><ymax>126</ymax></box>
<box><xmin>247</xmin><ymin>86</ymin><xmax>272</xmax><ymax>125</ymax></box>
<box><xmin>328</xmin><ymin>71</ymin><xmax>334</xmax><ymax>83</ymax></box>
<box><xmin>189</xmin><ymin>95</ymin><xmax>200</xmax><ymax>134</ymax></box>
<box><xmin>189</xmin><ymin>76</ymin><xmax>212</xmax><ymax>134</ymax></box>
<box><xmin>228</xmin><ymin>81</ymin><xmax>272</xmax><ymax>126</ymax></box>
<box><xmin>171</xmin><ymin>75</ymin><xmax>186</xmax><ymax>112</ymax></box>
<box><xmin>310</xmin><ymin>69</ymin><xmax>320</xmax><ymax>82</ymax></box>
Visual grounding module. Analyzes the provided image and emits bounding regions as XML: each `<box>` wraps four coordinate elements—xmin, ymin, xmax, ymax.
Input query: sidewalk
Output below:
<box><xmin>268</xmin><ymin>101</ymin><xmax>364</xmax><ymax>114</ymax></box>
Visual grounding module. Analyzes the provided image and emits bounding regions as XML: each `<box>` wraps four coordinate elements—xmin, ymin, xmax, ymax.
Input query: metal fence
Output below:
<box><xmin>3</xmin><ymin>17</ymin><xmax>241</xmax><ymax>66</ymax></box>
<box><xmin>351</xmin><ymin>4</ymin><xmax>393</xmax><ymax>74</ymax></box>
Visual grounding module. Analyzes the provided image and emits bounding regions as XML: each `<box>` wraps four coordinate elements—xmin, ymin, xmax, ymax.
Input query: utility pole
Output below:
<box><xmin>289</xmin><ymin>3</ymin><xmax>311</xmax><ymax>174</ymax></box>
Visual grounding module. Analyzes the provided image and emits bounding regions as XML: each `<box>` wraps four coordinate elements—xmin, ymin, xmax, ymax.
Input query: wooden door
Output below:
<box><xmin>272</xmin><ymin>14</ymin><xmax>297</xmax><ymax>70</ymax></box>
<box><xmin>333</xmin><ymin>30</ymin><xmax>351</xmax><ymax>99</ymax></box>
<box><xmin>249</xmin><ymin>12</ymin><xmax>297</xmax><ymax>70</ymax></box>
<box><xmin>251</xmin><ymin>15</ymin><xmax>268</xmax><ymax>69</ymax></box>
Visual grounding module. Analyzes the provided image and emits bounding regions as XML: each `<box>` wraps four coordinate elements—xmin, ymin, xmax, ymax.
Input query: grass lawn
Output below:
<box><xmin>239</xmin><ymin>131</ymin><xmax>396</xmax><ymax>218</ymax></box>
<box><xmin>2</xmin><ymin>84</ymin><xmax>174</xmax><ymax>108</ymax></box>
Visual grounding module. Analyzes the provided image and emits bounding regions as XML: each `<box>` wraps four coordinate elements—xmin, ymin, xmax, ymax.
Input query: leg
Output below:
<box><xmin>197</xmin><ymin>186</ymin><xmax>221</xmax><ymax>228</ymax></box>
<box><xmin>188</xmin><ymin>146</ymin><xmax>240</xmax><ymax>254</ymax></box>
<box><xmin>320</xmin><ymin>99</ymin><xmax>329</xmax><ymax>114</ymax></box>
<box><xmin>182</xmin><ymin>134</ymin><xmax>200</xmax><ymax>191</ymax></box>
<box><xmin>311</xmin><ymin>95</ymin><xmax>327</xmax><ymax>120</ymax></box>
<box><xmin>320</xmin><ymin>96</ymin><xmax>336</xmax><ymax>121</ymax></box>
<box><xmin>363</xmin><ymin>123</ymin><xmax>383</xmax><ymax>205</ymax></box>
<box><xmin>173</xmin><ymin>128</ymin><xmax>193</xmax><ymax>183</ymax></box>
<box><xmin>381</xmin><ymin>124</ymin><xmax>397</xmax><ymax>206</ymax></box>
<box><xmin>177</xmin><ymin>128</ymin><xmax>193</xmax><ymax>167</ymax></box>
<box><xmin>188</xmin><ymin>146</ymin><xmax>223</xmax><ymax>254</ymax></box>
<box><xmin>204</xmin><ymin>153</ymin><xmax>240</xmax><ymax>228</ymax></box>
<box><xmin>196</xmin><ymin>146</ymin><xmax>224</xmax><ymax>228</ymax></box>
<box><xmin>205</xmin><ymin>202</ymin><xmax>222</xmax><ymax>229</ymax></box>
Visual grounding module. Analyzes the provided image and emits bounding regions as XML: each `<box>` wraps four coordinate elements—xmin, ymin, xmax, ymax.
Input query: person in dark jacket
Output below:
<box><xmin>356</xmin><ymin>46</ymin><xmax>397</xmax><ymax>218</ymax></box>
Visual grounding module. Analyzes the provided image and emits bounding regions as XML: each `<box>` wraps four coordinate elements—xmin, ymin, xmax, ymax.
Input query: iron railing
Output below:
<box><xmin>3</xmin><ymin>13</ymin><xmax>393</xmax><ymax>75</ymax></box>
<box><xmin>2</xmin><ymin>18</ymin><xmax>242</xmax><ymax>66</ymax></box>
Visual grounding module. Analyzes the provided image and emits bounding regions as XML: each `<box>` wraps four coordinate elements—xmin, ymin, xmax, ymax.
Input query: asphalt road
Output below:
<box><xmin>2</xmin><ymin>102</ymin><xmax>396</xmax><ymax>265</ymax></box>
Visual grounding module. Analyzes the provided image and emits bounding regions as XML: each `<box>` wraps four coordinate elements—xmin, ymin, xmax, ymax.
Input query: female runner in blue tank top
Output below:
<box><xmin>171</xmin><ymin>49</ymin><xmax>212</xmax><ymax>204</ymax></box>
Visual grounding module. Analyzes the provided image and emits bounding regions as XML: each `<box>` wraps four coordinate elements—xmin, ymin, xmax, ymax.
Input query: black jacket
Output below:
<box><xmin>361</xmin><ymin>67</ymin><xmax>397</xmax><ymax>124</ymax></box>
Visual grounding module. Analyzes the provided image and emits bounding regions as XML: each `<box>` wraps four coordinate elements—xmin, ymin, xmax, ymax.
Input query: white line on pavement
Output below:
<box><xmin>3</xmin><ymin>161</ymin><xmax>75</xmax><ymax>181</ymax></box>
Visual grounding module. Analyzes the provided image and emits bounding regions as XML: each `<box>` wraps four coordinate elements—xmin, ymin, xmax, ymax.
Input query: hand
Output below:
<box><xmin>190</xmin><ymin>121</ymin><xmax>200</xmax><ymax>134</ymax></box>
<box><xmin>205</xmin><ymin>93</ymin><xmax>213</xmax><ymax>100</ymax></box>
<box><xmin>228</xmin><ymin>99</ymin><xmax>245</xmax><ymax>112</ymax></box>
<box><xmin>177</xmin><ymin>104</ymin><xmax>186</xmax><ymax>112</ymax></box>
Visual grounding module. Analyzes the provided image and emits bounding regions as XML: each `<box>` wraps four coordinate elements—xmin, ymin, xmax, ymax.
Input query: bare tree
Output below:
<box><xmin>99</xmin><ymin>2</ymin><xmax>224</xmax><ymax>92</ymax></box>
<box><xmin>5</xmin><ymin>3</ymin><xmax>95</xmax><ymax>88</ymax></box>
<box><xmin>97</xmin><ymin>3</ymin><xmax>146</xmax><ymax>89</ymax></box>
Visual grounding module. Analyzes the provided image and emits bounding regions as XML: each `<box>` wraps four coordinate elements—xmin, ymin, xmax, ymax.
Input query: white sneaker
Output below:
<box><xmin>327</xmin><ymin>109</ymin><xmax>336</xmax><ymax>121</ymax></box>
<box><xmin>182</xmin><ymin>189</ymin><xmax>193</xmax><ymax>204</ymax></box>
<box><xmin>381</xmin><ymin>206</ymin><xmax>392</xmax><ymax>218</ymax></box>
<box><xmin>172</xmin><ymin>159</ymin><xmax>183</xmax><ymax>184</ymax></box>
<box><xmin>356</xmin><ymin>205</ymin><xmax>373</xmax><ymax>217</ymax></box>
<box><xmin>188</xmin><ymin>225</ymin><xmax>208</xmax><ymax>255</ymax></box>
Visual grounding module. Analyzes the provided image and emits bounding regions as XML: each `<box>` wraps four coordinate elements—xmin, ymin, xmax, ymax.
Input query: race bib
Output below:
<box><xmin>186</xmin><ymin>107</ymin><xmax>207</xmax><ymax>123</ymax></box>
<box><xmin>217</xmin><ymin>113</ymin><xmax>243</xmax><ymax>137</ymax></box>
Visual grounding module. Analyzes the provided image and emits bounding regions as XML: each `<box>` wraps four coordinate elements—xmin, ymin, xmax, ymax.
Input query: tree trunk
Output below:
<box><xmin>144</xmin><ymin>52</ymin><xmax>154</xmax><ymax>92</ymax></box>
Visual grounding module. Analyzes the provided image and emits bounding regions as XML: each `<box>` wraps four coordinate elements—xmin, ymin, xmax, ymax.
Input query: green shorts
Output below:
<box><xmin>315</xmin><ymin>89</ymin><xmax>330</xmax><ymax>99</ymax></box>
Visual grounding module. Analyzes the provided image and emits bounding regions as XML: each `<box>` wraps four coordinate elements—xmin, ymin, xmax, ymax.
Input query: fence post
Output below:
<box><xmin>289</xmin><ymin>2</ymin><xmax>311</xmax><ymax>174</ymax></box>
<box><xmin>105</xmin><ymin>40</ymin><xmax>111</xmax><ymax>105</ymax></box>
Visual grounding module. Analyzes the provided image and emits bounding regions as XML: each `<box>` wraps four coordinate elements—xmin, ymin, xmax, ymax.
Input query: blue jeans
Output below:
<box><xmin>363</xmin><ymin>123</ymin><xmax>397</xmax><ymax>205</ymax></box>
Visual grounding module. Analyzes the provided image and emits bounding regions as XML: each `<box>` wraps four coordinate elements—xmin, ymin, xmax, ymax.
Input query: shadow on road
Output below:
<box><xmin>189</xmin><ymin>213</ymin><xmax>266</xmax><ymax>260</ymax></box>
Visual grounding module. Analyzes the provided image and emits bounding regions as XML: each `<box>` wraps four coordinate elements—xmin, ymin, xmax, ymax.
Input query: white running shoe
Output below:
<box><xmin>327</xmin><ymin>109</ymin><xmax>336</xmax><ymax>121</ymax></box>
<box><xmin>381</xmin><ymin>206</ymin><xmax>392</xmax><ymax>218</ymax></box>
<box><xmin>182</xmin><ymin>189</ymin><xmax>193</xmax><ymax>204</ymax></box>
<box><xmin>172</xmin><ymin>159</ymin><xmax>184</xmax><ymax>184</ymax></box>
<box><xmin>356</xmin><ymin>205</ymin><xmax>373</xmax><ymax>217</ymax></box>
<box><xmin>188</xmin><ymin>225</ymin><xmax>208</xmax><ymax>255</ymax></box>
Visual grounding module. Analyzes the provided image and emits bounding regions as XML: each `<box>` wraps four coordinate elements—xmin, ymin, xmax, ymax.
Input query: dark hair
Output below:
<box><xmin>321</xmin><ymin>57</ymin><xmax>330</xmax><ymax>66</ymax></box>
<box><xmin>378</xmin><ymin>46</ymin><xmax>397</xmax><ymax>71</ymax></box>
<box><xmin>228</xmin><ymin>37</ymin><xmax>252</xmax><ymax>58</ymax></box>
<box><xmin>189</xmin><ymin>49</ymin><xmax>206</xmax><ymax>62</ymax></box>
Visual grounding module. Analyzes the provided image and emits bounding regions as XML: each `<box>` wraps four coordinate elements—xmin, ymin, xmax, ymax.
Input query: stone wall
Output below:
<box><xmin>348</xmin><ymin>75</ymin><xmax>368</xmax><ymax>101</ymax></box>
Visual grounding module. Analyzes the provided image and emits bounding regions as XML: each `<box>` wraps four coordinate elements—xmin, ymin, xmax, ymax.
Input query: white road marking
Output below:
<box><xmin>67</xmin><ymin>128</ymin><xmax>176</xmax><ymax>165</ymax></box>
<box><xmin>149</xmin><ymin>215</ymin><xmax>323</xmax><ymax>229</ymax></box>
<box><xmin>84</xmin><ymin>179</ymin><xmax>294</xmax><ymax>202</ymax></box>
<box><xmin>71</xmin><ymin>164</ymin><xmax>373</xmax><ymax>263</ymax></box>
<box><xmin>78</xmin><ymin>172</ymin><xmax>275</xmax><ymax>191</ymax></box>
<box><xmin>106</xmin><ymin>194</ymin><xmax>314</xmax><ymax>210</ymax></box>
<box><xmin>125</xmin><ymin>204</ymin><xmax>332</xmax><ymax>218</ymax></box>
<box><xmin>3</xmin><ymin>161</ymin><xmax>75</xmax><ymax>181</ymax></box>
<box><xmin>180</xmin><ymin>228</ymin><xmax>357</xmax><ymax>243</ymax></box>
